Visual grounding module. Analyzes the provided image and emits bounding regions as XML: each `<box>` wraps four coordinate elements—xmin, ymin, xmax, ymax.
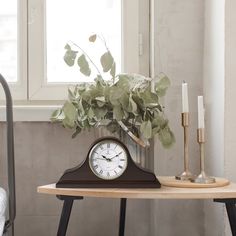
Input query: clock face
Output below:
<box><xmin>88</xmin><ymin>139</ymin><xmax>128</xmax><ymax>180</ymax></box>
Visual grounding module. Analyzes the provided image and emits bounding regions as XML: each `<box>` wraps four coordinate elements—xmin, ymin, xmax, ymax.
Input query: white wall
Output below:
<box><xmin>203</xmin><ymin>0</ymin><xmax>225</xmax><ymax>236</ymax></box>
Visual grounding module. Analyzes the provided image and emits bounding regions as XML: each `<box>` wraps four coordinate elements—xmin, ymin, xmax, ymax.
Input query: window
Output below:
<box><xmin>0</xmin><ymin>0</ymin><xmax>149</xmax><ymax>104</ymax></box>
<box><xmin>0</xmin><ymin>1</ymin><xmax>17</xmax><ymax>82</ymax></box>
<box><xmin>46</xmin><ymin>0</ymin><xmax>122</xmax><ymax>83</ymax></box>
<box><xmin>0</xmin><ymin>0</ymin><xmax>27</xmax><ymax>100</ymax></box>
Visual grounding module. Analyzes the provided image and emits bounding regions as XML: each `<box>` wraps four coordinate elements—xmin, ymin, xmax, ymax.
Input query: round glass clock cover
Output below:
<box><xmin>89</xmin><ymin>139</ymin><xmax>128</xmax><ymax>180</ymax></box>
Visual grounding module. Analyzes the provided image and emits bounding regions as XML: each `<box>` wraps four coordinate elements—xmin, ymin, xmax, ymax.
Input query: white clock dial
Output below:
<box><xmin>89</xmin><ymin>140</ymin><xmax>128</xmax><ymax>180</ymax></box>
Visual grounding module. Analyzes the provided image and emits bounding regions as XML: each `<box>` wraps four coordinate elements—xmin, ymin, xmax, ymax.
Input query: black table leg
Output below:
<box><xmin>57</xmin><ymin>196</ymin><xmax>83</xmax><ymax>236</ymax></box>
<box><xmin>119</xmin><ymin>198</ymin><xmax>127</xmax><ymax>236</ymax></box>
<box><xmin>214</xmin><ymin>199</ymin><xmax>236</xmax><ymax>236</ymax></box>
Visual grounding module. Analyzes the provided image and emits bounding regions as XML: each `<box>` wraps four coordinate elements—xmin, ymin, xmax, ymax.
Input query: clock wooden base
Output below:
<box><xmin>56</xmin><ymin>137</ymin><xmax>161</xmax><ymax>189</ymax></box>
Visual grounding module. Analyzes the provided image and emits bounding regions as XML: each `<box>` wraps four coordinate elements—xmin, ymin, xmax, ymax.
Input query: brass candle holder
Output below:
<box><xmin>191</xmin><ymin>128</ymin><xmax>216</xmax><ymax>184</ymax></box>
<box><xmin>175</xmin><ymin>113</ymin><xmax>194</xmax><ymax>181</ymax></box>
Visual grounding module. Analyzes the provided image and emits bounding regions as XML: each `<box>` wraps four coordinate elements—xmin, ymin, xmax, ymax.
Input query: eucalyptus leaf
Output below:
<box><xmin>95</xmin><ymin>96</ymin><xmax>106</xmax><ymax>107</ymax></box>
<box><xmin>152</xmin><ymin>115</ymin><xmax>168</xmax><ymax>128</ymax></box>
<box><xmin>97</xmin><ymin>119</ymin><xmax>111</xmax><ymax>126</ymax></box>
<box><xmin>64</xmin><ymin>48</ymin><xmax>78</xmax><ymax>67</ymax></box>
<box><xmin>95</xmin><ymin>96</ymin><xmax>105</xmax><ymax>102</ymax></box>
<box><xmin>63</xmin><ymin>102</ymin><xmax>77</xmax><ymax>122</ymax></box>
<box><xmin>89</xmin><ymin>34</ymin><xmax>97</xmax><ymax>42</ymax></box>
<box><xmin>77</xmin><ymin>54</ymin><xmax>91</xmax><ymax>76</ymax></box>
<box><xmin>89</xmin><ymin>86</ymin><xmax>103</xmax><ymax>99</ymax></box>
<box><xmin>109</xmin><ymin>86</ymin><xmax>124</xmax><ymax>106</ymax></box>
<box><xmin>97</xmin><ymin>101</ymin><xmax>105</xmax><ymax>107</ymax></box>
<box><xmin>155</xmin><ymin>75</ymin><xmax>171</xmax><ymax>97</ymax></box>
<box><xmin>152</xmin><ymin>127</ymin><xmax>160</xmax><ymax>136</ymax></box>
<box><xmin>65</xmin><ymin>44</ymin><xmax>71</xmax><ymax>50</ymax></box>
<box><xmin>77</xmin><ymin>99</ymin><xmax>85</xmax><ymax>116</ymax></box>
<box><xmin>72</xmin><ymin>126</ymin><xmax>82</xmax><ymax>138</ymax></box>
<box><xmin>116</xmin><ymin>75</ymin><xmax>130</xmax><ymax>92</ymax></box>
<box><xmin>100</xmin><ymin>51</ymin><xmax>114</xmax><ymax>72</ymax></box>
<box><xmin>107</xmin><ymin>121</ymin><xmax>120</xmax><ymax>133</ymax></box>
<box><xmin>119</xmin><ymin>93</ymin><xmax>129</xmax><ymax>109</ymax></box>
<box><xmin>88</xmin><ymin>108</ymin><xmax>94</xmax><ymax>119</ymax></box>
<box><xmin>51</xmin><ymin>109</ymin><xmax>64</xmax><ymax>121</ymax></box>
<box><xmin>110</xmin><ymin>62</ymin><xmax>116</xmax><ymax>78</ymax></box>
<box><xmin>109</xmin><ymin>86</ymin><xmax>123</xmax><ymax>99</ymax></box>
<box><xmin>140</xmin><ymin>120</ymin><xmax>152</xmax><ymax>139</ymax></box>
<box><xmin>113</xmin><ymin>105</ymin><xmax>124</xmax><ymax>121</ymax></box>
<box><xmin>159</xmin><ymin>127</ymin><xmax>175</xmax><ymax>148</ymax></box>
<box><xmin>62</xmin><ymin>117</ymin><xmax>75</xmax><ymax>128</ymax></box>
<box><xmin>127</xmin><ymin>96</ymin><xmax>138</xmax><ymax>114</ymax></box>
<box><xmin>93</xmin><ymin>107</ymin><xmax>107</xmax><ymax>119</ymax></box>
<box><xmin>68</xmin><ymin>88</ymin><xmax>76</xmax><ymax>101</ymax></box>
<box><xmin>140</xmin><ymin>90</ymin><xmax>159</xmax><ymax>108</ymax></box>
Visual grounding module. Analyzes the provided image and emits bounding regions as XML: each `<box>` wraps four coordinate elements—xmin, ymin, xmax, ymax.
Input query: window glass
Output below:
<box><xmin>0</xmin><ymin>0</ymin><xmax>17</xmax><ymax>82</ymax></box>
<box><xmin>46</xmin><ymin>0</ymin><xmax>121</xmax><ymax>83</ymax></box>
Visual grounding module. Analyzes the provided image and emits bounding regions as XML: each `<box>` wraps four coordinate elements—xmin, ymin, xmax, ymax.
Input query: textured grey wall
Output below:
<box><xmin>152</xmin><ymin>0</ymin><xmax>205</xmax><ymax>235</ymax></box>
<box><xmin>0</xmin><ymin>123</ymin><xmax>151</xmax><ymax>236</ymax></box>
<box><xmin>225</xmin><ymin>0</ymin><xmax>236</xmax><ymax>235</ymax></box>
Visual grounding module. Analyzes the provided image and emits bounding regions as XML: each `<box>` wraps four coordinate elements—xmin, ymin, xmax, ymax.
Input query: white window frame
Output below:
<box><xmin>0</xmin><ymin>0</ymin><xmax>150</xmax><ymax>120</ymax></box>
<box><xmin>27</xmin><ymin>0</ymin><xmax>146</xmax><ymax>100</ymax></box>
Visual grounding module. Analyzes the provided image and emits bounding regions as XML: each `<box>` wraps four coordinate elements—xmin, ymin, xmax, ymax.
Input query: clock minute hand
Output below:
<box><xmin>110</xmin><ymin>152</ymin><xmax>122</xmax><ymax>160</ymax></box>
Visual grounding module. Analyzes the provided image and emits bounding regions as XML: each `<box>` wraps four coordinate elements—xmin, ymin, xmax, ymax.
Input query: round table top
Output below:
<box><xmin>37</xmin><ymin>177</ymin><xmax>236</xmax><ymax>200</ymax></box>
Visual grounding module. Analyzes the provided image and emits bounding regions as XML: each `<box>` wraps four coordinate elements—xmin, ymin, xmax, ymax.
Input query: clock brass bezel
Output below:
<box><xmin>88</xmin><ymin>139</ymin><xmax>128</xmax><ymax>180</ymax></box>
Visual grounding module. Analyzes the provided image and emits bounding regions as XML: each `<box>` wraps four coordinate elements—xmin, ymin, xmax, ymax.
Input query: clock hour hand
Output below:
<box><xmin>102</xmin><ymin>155</ymin><xmax>108</xmax><ymax>159</ymax></box>
<box><xmin>101</xmin><ymin>155</ymin><xmax>111</xmax><ymax>162</ymax></box>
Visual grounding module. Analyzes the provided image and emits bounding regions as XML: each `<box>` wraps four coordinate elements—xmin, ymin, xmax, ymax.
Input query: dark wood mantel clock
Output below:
<box><xmin>56</xmin><ymin>136</ymin><xmax>160</xmax><ymax>188</ymax></box>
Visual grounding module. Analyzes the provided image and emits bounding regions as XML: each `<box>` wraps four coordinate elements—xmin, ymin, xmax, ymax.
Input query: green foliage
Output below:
<box><xmin>51</xmin><ymin>34</ymin><xmax>175</xmax><ymax>149</ymax></box>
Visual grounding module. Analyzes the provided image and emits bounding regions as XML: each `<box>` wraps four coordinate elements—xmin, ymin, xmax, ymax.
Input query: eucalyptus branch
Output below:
<box><xmin>69</xmin><ymin>41</ymin><xmax>103</xmax><ymax>78</ymax></box>
<box><xmin>53</xmin><ymin>36</ymin><xmax>175</xmax><ymax>149</ymax></box>
<box><xmin>97</xmin><ymin>34</ymin><xmax>109</xmax><ymax>52</ymax></box>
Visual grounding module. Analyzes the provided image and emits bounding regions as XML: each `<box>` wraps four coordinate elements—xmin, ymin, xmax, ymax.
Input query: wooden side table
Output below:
<box><xmin>38</xmin><ymin>180</ymin><xmax>236</xmax><ymax>236</ymax></box>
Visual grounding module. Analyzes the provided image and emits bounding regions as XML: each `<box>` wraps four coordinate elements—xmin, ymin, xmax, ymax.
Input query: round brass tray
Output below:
<box><xmin>159</xmin><ymin>176</ymin><xmax>230</xmax><ymax>188</ymax></box>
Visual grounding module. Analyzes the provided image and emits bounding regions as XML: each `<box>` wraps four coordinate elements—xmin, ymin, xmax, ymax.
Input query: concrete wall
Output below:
<box><xmin>152</xmin><ymin>1</ymin><xmax>205</xmax><ymax>235</ymax></box>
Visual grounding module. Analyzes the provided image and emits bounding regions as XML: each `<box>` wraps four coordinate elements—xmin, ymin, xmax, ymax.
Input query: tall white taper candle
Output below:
<box><xmin>198</xmin><ymin>96</ymin><xmax>205</xmax><ymax>128</ymax></box>
<box><xmin>182</xmin><ymin>82</ymin><xmax>189</xmax><ymax>112</ymax></box>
